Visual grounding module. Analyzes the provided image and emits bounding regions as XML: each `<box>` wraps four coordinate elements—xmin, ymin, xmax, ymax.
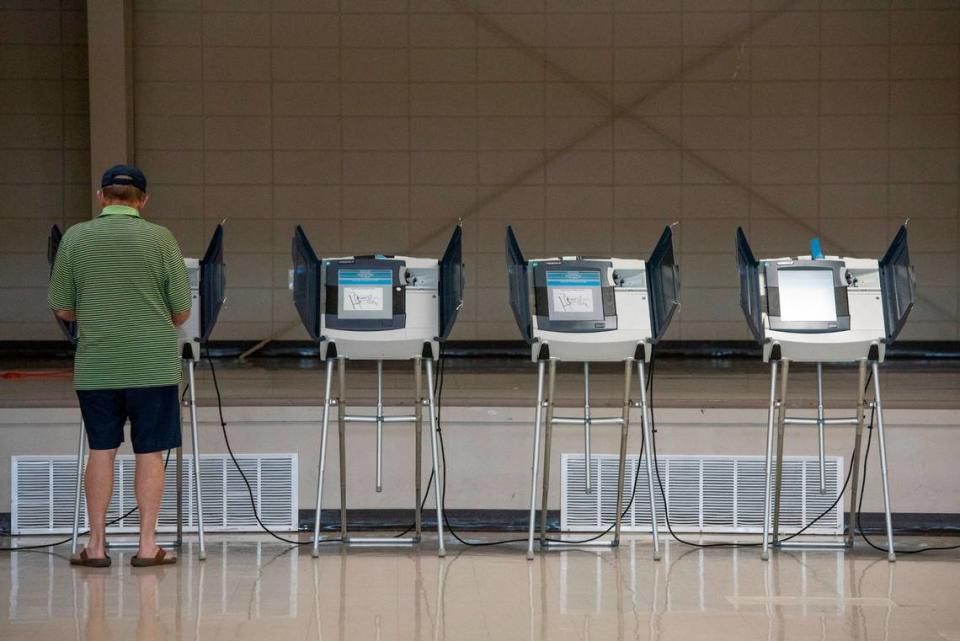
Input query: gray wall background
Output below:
<box><xmin>1</xmin><ymin>0</ymin><xmax>958</xmax><ymax>343</ymax></box>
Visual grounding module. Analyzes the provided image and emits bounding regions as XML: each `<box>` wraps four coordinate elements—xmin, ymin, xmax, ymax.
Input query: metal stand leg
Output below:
<box><xmin>175</xmin><ymin>354</ymin><xmax>186</xmax><ymax>548</ymax></box>
<box><xmin>771</xmin><ymin>359</ymin><xmax>790</xmax><ymax>545</ymax></box>
<box><xmin>761</xmin><ymin>359</ymin><xmax>780</xmax><ymax>561</ymax></box>
<box><xmin>424</xmin><ymin>357</ymin><xmax>445</xmax><ymax>557</ymax></box>
<box><xmin>583</xmin><ymin>362</ymin><xmax>592</xmax><ymax>494</ymax></box>
<box><xmin>847</xmin><ymin>360</ymin><xmax>868</xmax><ymax>548</ymax></box>
<box><xmin>176</xmin><ymin>445</ymin><xmax>182</xmax><ymax>548</ymax></box>
<box><xmin>636</xmin><ymin>359</ymin><xmax>660</xmax><ymax>560</ymax></box>
<box><xmin>71</xmin><ymin>420</ymin><xmax>86</xmax><ymax>555</ymax></box>
<box><xmin>871</xmin><ymin>361</ymin><xmax>896</xmax><ymax>562</ymax></box>
<box><xmin>538</xmin><ymin>359</ymin><xmax>557</xmax><ymax>546</ymax></box>
<box><xmin>414</xmin><ymin>357</ymin><xmax>423</xmax><ymax>541</ymax></box>
<box><xmin>527</xmin><ymin>360</ymin><xmax>547</xmax><ymax>560</ymax></box>
<box><xmin>612</xmin><ymin>359</ymin><xmax>632</xmax><ymax>547</ymax></box>
<box><xmin>312</xmin><ymin>357</ymin><xmax>336</xmax><ymax>557</ymax></box>
<box><xmin>816</xmin><ymin>363</ymin><xmax>827</xmax><ymax>494</ymax></box>
<box><xmin>337</xmin><ymin>357</ymin><xmax>348</xmax><ymax>541</ymax></box>
<box><xmin>186</xmin><ymin>359</ymin><xmax>206</xmax><ymax>560</ymax></box>
<box><xmin>375</xmin><ymin>360</ymin><xmax>384</xmax><ymax>493</ymax></box>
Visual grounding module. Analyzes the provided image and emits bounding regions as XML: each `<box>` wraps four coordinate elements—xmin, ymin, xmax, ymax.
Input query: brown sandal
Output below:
<box><xmin>131</xmin><ymin>547</ymin><xmax>177</xmax><ymax>567</ymax></box>
<box><xmin>70</xmin><ymin>549</ymin><xmax>112</xmax><ymax>568</ymax></box>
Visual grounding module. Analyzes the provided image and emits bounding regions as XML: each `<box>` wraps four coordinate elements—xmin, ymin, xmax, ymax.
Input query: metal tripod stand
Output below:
<box><xmin>70</xmin><ymin>356</ymin><xmax>207</xmax><ymax>560</ymax></box>
<box><xmin>311</xmin><ymin>354</ymin><xmax>446</xmax><ymax>557</ymax></box>
<box><xmin>761</xmin><ymin>354</ymin><xmax>895</xmax><ymax>561</ymax></box>
<box><xmin>526</xmin><ymin>356</ymin><xmax>661</xmax><ymax>561</ymax></box>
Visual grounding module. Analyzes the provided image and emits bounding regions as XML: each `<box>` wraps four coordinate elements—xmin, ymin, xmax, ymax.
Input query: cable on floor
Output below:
<box><xmin>855</xmin><ymin>402</ymin><xmax>960</xmax><ymax>555</ymax></box>
<box><xmin>207</xmin><ymin>351</ymin><xmax>335</xmax><ymax>547</ymax></box>
<box><xmin>648</xmin><ymin>359</ymin><xmax>861</xmax><ymax>549</ymax></box>
<box><xmin>435</xmin><ymin>347</ymin><xmax>648</xmax><ymax>548</ymax></box>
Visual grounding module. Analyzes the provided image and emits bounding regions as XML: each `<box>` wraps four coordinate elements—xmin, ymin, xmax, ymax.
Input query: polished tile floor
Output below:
<box><xmin>1</xmin><ymin>534</ymin><xmax>959</xmax><ymax>641</ymax></box>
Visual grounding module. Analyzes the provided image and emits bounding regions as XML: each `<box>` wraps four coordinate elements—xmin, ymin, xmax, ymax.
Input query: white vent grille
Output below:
<box><xmin>11</xmin><ymin>454</ymin><xmax>298</xmax><ymax>535</ymax></box>
<box><xmin>561</xmin><ymin>454</ymin><xmax>843</xmax><ymax>534</ymax></box>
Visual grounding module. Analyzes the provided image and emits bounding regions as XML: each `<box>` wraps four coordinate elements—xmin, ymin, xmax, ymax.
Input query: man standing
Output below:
<box><xmin>49</xmin><ymin>165</ymin><xmax>190</xmax><ymax>567</ymax></box>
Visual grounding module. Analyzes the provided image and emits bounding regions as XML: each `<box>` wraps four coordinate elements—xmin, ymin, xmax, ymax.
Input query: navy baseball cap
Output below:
<box><xmin>101</xmin><ymin>164</ymin><xmax>147</xmax><ymax>193</ymax></box>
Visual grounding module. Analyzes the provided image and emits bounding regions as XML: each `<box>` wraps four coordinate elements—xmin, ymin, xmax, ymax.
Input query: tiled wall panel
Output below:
<box><xmin>2</xmin><ymin>2</ymin><xmax>958</xmax><ymax>343</ymax></box>
<box><xmin>0</xmin><ymin>4</ymin><xmax>89</xmax><ymax>340</ymax></box>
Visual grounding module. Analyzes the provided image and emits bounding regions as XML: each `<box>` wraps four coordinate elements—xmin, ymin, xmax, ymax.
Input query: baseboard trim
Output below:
<box><xmin>3</xmin><ymin>339</ymin><xmax>959</xmax><ymax>361</ymax></box>
<box><xmin>3</xmin><ymin>511</ymin><xmax>958</xmax><ymax>537</ymax></box>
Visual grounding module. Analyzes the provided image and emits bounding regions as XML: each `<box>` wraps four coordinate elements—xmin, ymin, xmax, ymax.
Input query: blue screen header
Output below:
<box><xmin>338</xmin><ymin>269</ymin><xmax>393</xmax><ymax>286</ymax></box>
<box><xmin>546</xmin><ymin>270</ymin><xmax>602</xmax><ymax>287</ymax></box>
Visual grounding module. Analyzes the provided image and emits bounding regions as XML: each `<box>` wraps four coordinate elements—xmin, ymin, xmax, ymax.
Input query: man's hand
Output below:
<box><xmin>171</xmin><ymin>310</ymin><xmax>190</xmax><ymax>327</ymax></box>
<box><xmin>53</xmin><ymin>309</ymin><xmax>76</xmax><ymax>322</ymax></box>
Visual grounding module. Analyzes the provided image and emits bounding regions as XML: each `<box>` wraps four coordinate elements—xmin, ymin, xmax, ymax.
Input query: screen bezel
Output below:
<box><xmin>324</xmin><ymin>258</ymin><xmax>407</xmax><ymax>331</ymax></box>
<box><xmin>544</xmin><ymin>269</ymin><xmax>604</xmax><ymax>322</ymax></box>
<box><xmin>764</xmin><ymin>260</ymin><xmax>850</xmax><ymax>333</ymax></box>
<box><xmin>336</xmin><ymin>268</ymin><xmax>393</xmax><ymax>320</ymax></box>
<box><xmin>533</xmin><ymin>260</ymin><xmax>617</xmax><ymax>333</ymax></box>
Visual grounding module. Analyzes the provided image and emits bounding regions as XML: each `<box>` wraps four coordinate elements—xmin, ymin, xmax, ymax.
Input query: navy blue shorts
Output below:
<box><xmin>76</xmin><ymin>385</ymin><xmax>182</xmax><ymax>454</ymax></box>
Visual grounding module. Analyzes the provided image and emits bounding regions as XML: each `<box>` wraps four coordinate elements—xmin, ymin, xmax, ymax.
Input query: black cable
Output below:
<box><xmin>855</xmin><ymin>400</ymin><xmax>960</xmax><ymax>555</ymax></box>
<box><xmin>435</xmin><ymin>350</ymin><xmax>528</xmax><ymax>547</ymax></box>
<box><xmin>1</xmin><ymin>449</ymin><xmax>171</xmax><ymax>552</ymax></box>
<box><xmin>389</xmin><ymin>355</ymin><xmax>441</xmax><ymax>538</ymax></box>
<box><xmin>392</xmin><ymin>472</ymin><xmax>433</xmax><ymax>538</ymax></box>
<box><xmin>210</xmin><ymin>350</ymin><xmax>419</xmax><ymax>543</ymax></box>
<box><xmin>435</xmin><ymin>349</ymin><xmax>648</xmax><ymax>547</ymax></box>
<box><xmin>649</xmin><ymin>359</ymin><xmax>857</xmax><ymax>549</ymax></box>
<box><xmin>207</xmin><ymin>356</ymin><xmax>332</xmax><ymax>545</ymax></box>
<box><xmin>206</xmin><ymin>352</ymin><xmax>332</xmax><ymax>547</ymax></box>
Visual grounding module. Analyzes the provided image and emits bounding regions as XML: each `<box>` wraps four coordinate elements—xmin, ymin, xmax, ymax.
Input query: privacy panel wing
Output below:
<box><xmin>199</xmin><ymin>224</ymin><xmax>226</xmax><ymax>342</ymax></box>
<box><xmin>505</xmin><ymin>226</ymin><xmax>533</xmax><ymax>344</ymax></box>
<box><xmin>47</xmin><ymin>225</ymin><xmax>78</xmax><ymax>345</ymax></box>
<box><xmin>438</xmin><ymin>224</ymin><xmax>464</xmax><ymax>341</ymax></box>
<box><xmin>878</xmin><ymin>224</ymin><xmax>915</xmax><ymax>344</ymax></box>
<box><xmin>291</xmin><ymin>225</ymin><xmax>323</xmax><ymax>341</ymax></box>
<box><xmin>646</xmin><ymin>226</ymin><xmax>680</xmax><ymax>343</ymax></box>
<box><xmin>735</xmin><ymin>227</ymin><xmax>763</xmax><ymax>343</ymax></box>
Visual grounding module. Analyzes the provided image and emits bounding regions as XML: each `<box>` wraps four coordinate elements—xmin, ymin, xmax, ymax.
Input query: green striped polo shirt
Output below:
<box><xmin>47</xmin><ymin>205</ymin><xmax>192</xmax><ymax>390</ymax></box>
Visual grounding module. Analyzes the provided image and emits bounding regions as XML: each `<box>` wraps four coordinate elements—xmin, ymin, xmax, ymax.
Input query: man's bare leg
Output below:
<box><xmin>85</xmin><ymin>448</ymin><xmax>118</xmax><ymax>559</ymax></box>
<box><xmin>135</xmin><ymin>451</ymin><xmax>169</xmax><ymax>559</ymax></box>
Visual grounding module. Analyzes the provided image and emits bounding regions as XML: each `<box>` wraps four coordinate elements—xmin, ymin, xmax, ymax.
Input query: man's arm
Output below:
<box><xmin>172</xmin><ymin>310</ymin><xmax>190</xmax><ymax>327</ymax></box>
<box><xmin>54</xmin><ymin>309</ymin><xmax>77</xmax><ymax>322</ymax></box>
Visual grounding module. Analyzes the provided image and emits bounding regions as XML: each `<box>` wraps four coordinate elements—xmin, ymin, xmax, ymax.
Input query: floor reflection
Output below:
<box><xmin>0</xmin><ymin>535</ymin><xmax>958</xmax><ymax>641</ymax></box>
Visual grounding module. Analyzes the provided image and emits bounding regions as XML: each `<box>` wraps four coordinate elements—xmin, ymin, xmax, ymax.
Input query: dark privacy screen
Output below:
<box><xmin>291</xmin><ymin>225</ymin><xmax>323</xmax><ymax>341</ymax></box>
<box><xmin>199</xmin><ymin>224</ymin><xmax>225</xmax><ymax>342</ymax></box>
<box><xmin>505</xmin><ymin>226</ymin><xmax>533</xmax><ymax>344</ymax></box>
<box><xmin>735</xmin><ymin>227</ymin><xmax>763</xmax><ymax>343</ymax></box>
<box><xmin>878</xmin><ymin>224</ymin><xmax>915</xmax><ymax>344</ymax></box>
<box><xmin>438</xmin><ymin>225</ymin><xmax>464</xmax><ymax>341</ymax></box>
<box><xmin>47</xmin><ymin>225</ymin><xmax>78</xmax><ymax>345</ymax></box>
<box><xmin>646</xmin><ymin>226</ymin><xmax>680</xmax><ymax>343</ymax></box>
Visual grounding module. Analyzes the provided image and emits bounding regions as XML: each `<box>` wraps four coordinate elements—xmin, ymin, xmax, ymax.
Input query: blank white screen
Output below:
<box><xmin>778</xmin><ymin>269</ymin><xmax>837</xmax><ymax>322</ymax></box>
